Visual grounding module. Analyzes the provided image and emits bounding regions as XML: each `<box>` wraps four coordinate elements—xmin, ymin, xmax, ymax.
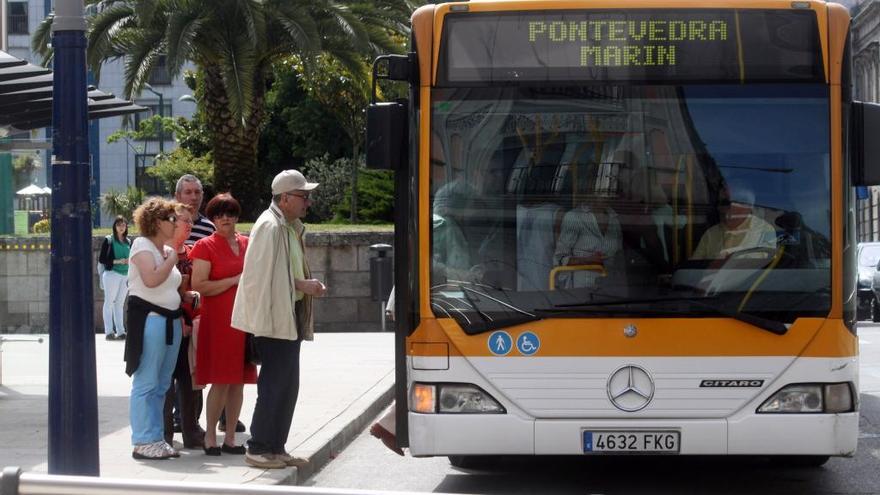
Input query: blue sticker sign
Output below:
<box><xmin>488</xmin><ymin>331</ymin><xmax>513</xmax><ymax>356</ymax></box>
<box><xmin>516</xmin><ymin>331</ymin><xmax>540</xmax><ymax>356</ymax></box>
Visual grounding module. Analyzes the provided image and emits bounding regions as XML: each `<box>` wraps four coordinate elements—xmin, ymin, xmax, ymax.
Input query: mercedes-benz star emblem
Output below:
<box><xmin>607</xmin><ymin>365</ymin><xmax>655</xmax><ymax>412</ymax></box>
<box><xmin>623</xmin><ymin>324</ymin><xmax>637</xmax><ymax>338</ymax></box>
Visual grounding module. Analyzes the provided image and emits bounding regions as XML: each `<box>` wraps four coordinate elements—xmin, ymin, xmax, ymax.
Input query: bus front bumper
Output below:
<box><xmin>408</xmin><ymin>412</ymin><xmax>859</xmax><ymax>457</ymax></box>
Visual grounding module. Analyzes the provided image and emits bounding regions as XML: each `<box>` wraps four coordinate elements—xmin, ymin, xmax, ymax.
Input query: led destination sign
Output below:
<box><xmin>438</xmin><ymin>10</ymin><xmax>823</xmax><ymax>84</ymax></box>
<box><xmin>528</xmin><ymin>19</ymin><xmax>729</xmax><ymax>67</ymax></box>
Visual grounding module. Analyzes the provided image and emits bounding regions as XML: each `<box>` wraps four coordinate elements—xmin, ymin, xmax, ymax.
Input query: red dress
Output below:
<box><xmin>191</xmin><ymin>232</ymin><xmax>257</xmax><ymax>385</ymax></box>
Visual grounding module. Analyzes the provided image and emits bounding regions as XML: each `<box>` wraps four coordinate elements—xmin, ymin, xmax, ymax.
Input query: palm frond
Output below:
<box><xmin>272</xmin><ymin>2</ymin><xmax>321</xmax><ymax>55</ymax></box>
<box><xmin>119</xmin><ymin>29</ymin><xmax>166</xmax><ymax>99</ymax></box>
<box><xmin>134</xmin><ymin>0</ymin><xmax>160</xmax><ymax>27</ymax></box>
<box><xmin>86</xmin><ymin>3</ymin><xmax>137</xmax><ymax>83</ymax></box>
<box><xmin>320</xmin><ymin>1</ymin><xmax>371</xmax><ymax>52</ymax></box>
<box><xmin>164</xmin><ymin>0</ymin><xmax>203</xmax><ymax>76</ymax></box>
<box><xmin>31</xmin><ymin>14</ymin><xmax>55</xmax><ymax>67</ymax></box>
<box><xmin>218</xmin><ymin>31</ymin><xmax>258</xmax><ymax>127</ymax></box>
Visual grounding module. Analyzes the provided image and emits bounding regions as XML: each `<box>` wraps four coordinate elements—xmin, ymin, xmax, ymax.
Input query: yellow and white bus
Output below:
<box><xmin>367</xmin><ymin>0</ymin><xmax>880</xmax><ymax>466</ymax></box>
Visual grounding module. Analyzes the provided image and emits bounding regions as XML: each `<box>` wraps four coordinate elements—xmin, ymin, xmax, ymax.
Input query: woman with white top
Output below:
<box><xmin>97</xmin><ymin>215</ymin><xmax>132</xmax><ymax>340</ymax></box>
<box><xmin>124</xmin><ymin>197</ymin><xmax>187</xmax><ymax>460</ymax></box>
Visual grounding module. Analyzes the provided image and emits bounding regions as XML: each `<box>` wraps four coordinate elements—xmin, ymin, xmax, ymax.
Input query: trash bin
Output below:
<box><xmin>369</xmin><ymin>243</ymin><xmax>393</xmax><ymax>330</ymax></box>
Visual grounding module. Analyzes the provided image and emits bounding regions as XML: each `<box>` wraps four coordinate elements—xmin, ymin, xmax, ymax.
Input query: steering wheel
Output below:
<box><xmin>724</xmin><ymin>246</ymin><xmax>779</xmax><ymax>262</ymax></box>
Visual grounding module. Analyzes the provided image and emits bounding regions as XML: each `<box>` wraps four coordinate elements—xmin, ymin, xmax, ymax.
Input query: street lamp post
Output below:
<box><xmin>49</xmin><ymin>0</ymin><xmax>100</xmax><ymax>476</ymax></box>
<box><xmin>143</xmin><ymin>83</ymin><xmax>164</xmax><ymax>155</ymax></box>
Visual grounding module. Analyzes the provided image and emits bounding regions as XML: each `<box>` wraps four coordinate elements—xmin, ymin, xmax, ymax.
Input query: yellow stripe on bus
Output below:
<box><xmin>408</xmin><ymin>318</ymin><xmax>856</xmax><ymax>358</ymax></box>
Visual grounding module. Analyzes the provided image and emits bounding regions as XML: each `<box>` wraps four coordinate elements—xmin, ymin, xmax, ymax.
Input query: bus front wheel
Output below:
<box><xmin>448</xmin><ymin>455</ymin><xmax>496</xmax><ymax>469</ymax></box>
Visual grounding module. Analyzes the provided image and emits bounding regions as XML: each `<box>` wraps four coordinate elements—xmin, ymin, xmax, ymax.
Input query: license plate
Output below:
<box><xmin>583</xmin><ymin>431</ymin><xmax>680</xmax><ymax>453</ymax></box>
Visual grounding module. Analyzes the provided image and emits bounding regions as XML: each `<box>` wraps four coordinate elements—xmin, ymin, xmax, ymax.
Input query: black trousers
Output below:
<box><xmin>247</xmin><ymin>336</ymin><xmax>302</xmax><ymax>454</ymax></box>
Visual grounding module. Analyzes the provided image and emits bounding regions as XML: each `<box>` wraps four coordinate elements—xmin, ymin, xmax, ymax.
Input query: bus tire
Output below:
<box><xmin>872</xmin><ymin>299</ymin><xmax>880</xmax><ymax>323</ymax></box>
<box><xmin>770</xmin><ymin>455</ymin><xmax>830</xmax><ymax>468</ymax></box>
<box><xmin>448</xmin><ymin>455</ymin><xmax>494</xmax><ymax>469</ymax></box>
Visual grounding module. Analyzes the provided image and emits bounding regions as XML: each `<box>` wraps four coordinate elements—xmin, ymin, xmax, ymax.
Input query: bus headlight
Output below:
<box><xmin>757</xmin><ymin>383</ymin><xmax>855</xmax><ymax>413</ymax></box>
<box><xmin>439</xmin><ymin>384</ymin><xmax>505</xmax><ymax>413</ymax></box>
<box><xmin>410</xmin><ymin>382</ymin><xmax>506</xmax><ymax>414</ymax></box>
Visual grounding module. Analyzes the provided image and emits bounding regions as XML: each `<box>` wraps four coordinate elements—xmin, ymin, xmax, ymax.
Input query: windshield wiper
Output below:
<box><xmin>429</xmin><ymin>283</ymin><xmax>542</xmax><ymax>334</ymax></box>
<box><xmin>538</xmin><ymin>295</ymin><xmax>788</xmax><ymax>335</ymax></box>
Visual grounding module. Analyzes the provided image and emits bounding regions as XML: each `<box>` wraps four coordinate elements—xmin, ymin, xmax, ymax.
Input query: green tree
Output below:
<box><xmin>259</xmin><ymin>60</ymin><xmax>351</xmax><ymax>178</ymax></box>
<box><xmin>295</xmin><ymin>54</ymin><xmax>371</xmax><ymax>222</ymax></box>
<box><xmin>34</xmin><ymin>0</ymin><xmax>413</xmax><ymax>219</ymax></box>
<box><xmin>146</xmin><ymin>148</ymin><xmax>214</xmax><ymax>194</ymax></box>
<box><xmin>107</xmin><ymin>114</ymin><xmax>181</xmax><ymax>156</ymax></box>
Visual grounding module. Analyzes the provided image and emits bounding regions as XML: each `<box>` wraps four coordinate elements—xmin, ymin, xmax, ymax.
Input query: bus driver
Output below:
<box><xmin>691</xmin><ymin>181</ymin><xmax>777</xmax><ymax>260</ymax></box>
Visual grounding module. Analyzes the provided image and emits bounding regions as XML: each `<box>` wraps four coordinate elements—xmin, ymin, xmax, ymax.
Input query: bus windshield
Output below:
<box><xmin>429</xmin><ymin>84</ymin><xmax>831</xmax><ymax>333</ymax></box>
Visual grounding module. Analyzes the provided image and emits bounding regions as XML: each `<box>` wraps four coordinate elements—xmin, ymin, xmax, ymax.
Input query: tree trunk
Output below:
<box><xmin>201</xmin><ymin>65</ymin><xmax>267</xmax><ymax>220</ymax></box>
<box><xmin>350</xmin><ymin>146</ymin><xmax>358</xmax><ymax>223</ymax></box>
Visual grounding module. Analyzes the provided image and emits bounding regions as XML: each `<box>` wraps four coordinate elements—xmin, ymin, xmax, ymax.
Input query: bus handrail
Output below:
<box><xmin>549</xmin><ymin>264</ymin><xmax>607</xmax><ymax>290</ymax></box>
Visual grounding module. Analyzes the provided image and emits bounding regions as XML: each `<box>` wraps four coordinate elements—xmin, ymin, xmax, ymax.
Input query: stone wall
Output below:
<box><xmin>0</xmin><ymin>231</ymin><xmax>393</xmax><ymax>334</ymax></box>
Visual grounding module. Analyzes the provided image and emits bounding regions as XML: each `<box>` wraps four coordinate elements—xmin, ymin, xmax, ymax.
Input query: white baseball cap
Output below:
<box><xmin>272</xmin><ymin>169</ymin><xmax>319</xmax><ymax>195</ymax></box>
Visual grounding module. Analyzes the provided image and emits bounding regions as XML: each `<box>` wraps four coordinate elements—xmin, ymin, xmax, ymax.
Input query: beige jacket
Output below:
<box><xmin>231</xmin><ymin>203</ymin><xmax>314</xmax><ymax>341</ymax></box>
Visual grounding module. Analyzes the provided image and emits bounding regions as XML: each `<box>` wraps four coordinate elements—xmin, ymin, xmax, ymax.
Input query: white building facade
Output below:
<box><xmin>854</xmin><ymin>0</ymin><xmax>880</xmax><ymax>241</ymax></box>
<box><xmin>5</xmin><ymin>0</ymin><xmax>195</xmax><ymax>225</ymax></box>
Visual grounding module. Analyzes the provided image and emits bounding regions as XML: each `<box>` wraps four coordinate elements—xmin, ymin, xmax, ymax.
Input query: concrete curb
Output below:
<box><xmin>276</xmin><ymin>371</ymin><xmax>395</xmax><ymax>485</ymax></box>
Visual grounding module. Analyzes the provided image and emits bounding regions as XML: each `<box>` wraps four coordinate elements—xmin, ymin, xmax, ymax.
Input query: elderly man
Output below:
<box><xmin>692</xmin><ymin>181</ymin><xmax>777</xmax><ymax>260</ymax></box>
<box><xmin>175</xmin><ymin>174</ymin><xmax>215</xmax><ymax>244</ymax></box>
<box><xmin>232</xmin><ymin>169</ymin><xmax>327</xmax><ymax>469</ymax></box>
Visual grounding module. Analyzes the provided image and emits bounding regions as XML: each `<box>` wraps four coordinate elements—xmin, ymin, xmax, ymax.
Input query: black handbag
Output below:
<box><xmin>244</xmin><ymin>333</ymin><xmax>261</xmax><ymax>365</ymax></box>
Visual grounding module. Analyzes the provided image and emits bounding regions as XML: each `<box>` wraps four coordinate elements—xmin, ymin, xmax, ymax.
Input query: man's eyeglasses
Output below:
<box><xmin>285</xmin><ymin>192</ymin><xmax>312</xmax><ymax>201</ymax></box>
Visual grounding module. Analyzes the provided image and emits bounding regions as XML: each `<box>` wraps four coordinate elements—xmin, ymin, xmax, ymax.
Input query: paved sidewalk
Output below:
<box><xmin>0</xmin><ymin>332</ymin><xmax>394</xmax><ymax>485</ymax></box>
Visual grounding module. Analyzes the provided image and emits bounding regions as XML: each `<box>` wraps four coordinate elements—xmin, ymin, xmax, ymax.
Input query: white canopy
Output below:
<box><xmin>16</xmin><ymin>184</ymin><xmax>48</xmax><ymax>195</ymax></box>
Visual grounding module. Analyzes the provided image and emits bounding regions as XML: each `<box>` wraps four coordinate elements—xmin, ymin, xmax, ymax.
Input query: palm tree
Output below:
<box><xmin>34</xmin><ymin>0</ymin><xmax>412</xmax><ymax>218</ymax></box>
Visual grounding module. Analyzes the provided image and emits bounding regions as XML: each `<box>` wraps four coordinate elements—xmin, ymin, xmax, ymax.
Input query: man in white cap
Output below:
<box><xmin>231</xmin><ymin>169</ymin><xmax>326</xmax><ymax>469</ymax></box>
<box><xmin>691</xmin><ymin>180</ymin><xmax>777</xmax><ymax>260</ymax></box>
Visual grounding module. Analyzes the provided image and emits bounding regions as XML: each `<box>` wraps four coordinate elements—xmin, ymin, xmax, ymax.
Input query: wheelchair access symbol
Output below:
<box><xmin>488</xmin><ymin>331</ymin><xmax>513</xmax><ymax>356</ymax></box>
<box><xmin>516</xmin><ymin>332</ymin><xmax>540</xmax><ymax>356</ymax></box>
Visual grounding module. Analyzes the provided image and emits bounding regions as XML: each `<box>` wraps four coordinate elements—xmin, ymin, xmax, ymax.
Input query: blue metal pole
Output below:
<box><xmin>49</xmin><ymin>0</ymin><xmax>100</xmax><ymax>476</ymax></box>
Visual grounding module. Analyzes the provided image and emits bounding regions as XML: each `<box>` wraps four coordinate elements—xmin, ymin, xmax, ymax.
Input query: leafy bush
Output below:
<box><xmin>334</xmin><ymin>168</ymin><xmax>394</xmax><ymax>224</ymax></box>
<box><xmin>300</xmin><ymin>154</ymin><xmax>354</xmax><ymax>223</ymax></box>
<box><xmin>101</xmin><ymin>186</ymin><xmax>145</xmax><ymax>221</ymax></box>
<box><xmin>32</xmin><ymin>218</ymin><xmax>50</xmax><ymax>234</ymax></box>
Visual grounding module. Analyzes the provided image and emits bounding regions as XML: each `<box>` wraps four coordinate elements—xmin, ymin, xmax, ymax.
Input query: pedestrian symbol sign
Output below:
<box><xmin>488</xmin><ymin>331</ymin><xmax>512</xmax><ymax>356</ymax></box>
<box><xmin>517</xmin><ymin>331</ymin><xmax>540</xmax><ymax>356</ymax></box>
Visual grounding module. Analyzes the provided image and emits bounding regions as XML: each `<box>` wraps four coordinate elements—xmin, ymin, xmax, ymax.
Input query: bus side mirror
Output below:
<box><xmin>851</xmin><ymin>101</ymin><xmax>880</xmax><ymax>186</ymax></box>
<box><xmin>365</xmin><ymin>54</ymin><xmax>414</xmax><ymax>170</ymax></box>
<box><xmin>366</xmin><ymin>100</ymin><xmax>408</xmax><ymax>170</ymax></box>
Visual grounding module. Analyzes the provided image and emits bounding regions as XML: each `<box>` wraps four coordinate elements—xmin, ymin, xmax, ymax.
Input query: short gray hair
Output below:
<box><xmin>175</xmin><ymin>174</ymin><xmax>203</xmax><ymax>195</ymax></box>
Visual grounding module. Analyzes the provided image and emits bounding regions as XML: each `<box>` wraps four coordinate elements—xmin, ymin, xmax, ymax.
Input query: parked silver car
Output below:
<box><xmin>858</xmin><ymin>242</ymin><xmax>880</xmax><ymax>321</ymax></box>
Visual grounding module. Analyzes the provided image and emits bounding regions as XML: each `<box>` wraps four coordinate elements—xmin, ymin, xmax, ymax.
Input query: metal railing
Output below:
<box><xmin>0</xmin><ymin>336</ymin><xmax>44</xmax><ymax>385</ymax></box>
<box><xmin>0</xmin><ymin>467</ymin><xmax>451</xmax><ymax>495</ymax></box>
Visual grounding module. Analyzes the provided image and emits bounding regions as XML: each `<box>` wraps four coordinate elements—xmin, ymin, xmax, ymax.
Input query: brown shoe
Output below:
<box><xmin>245</xmin><ymin>452</ymin><xmax>285</xmax><ymax>469</ymax></box>
<box><xmin>275</xmin><ymin>453</ymin><xmax>309</xmax><ymax>467</ymax></box>
<box><xmin>370</xmin><ymin>423</ymin><xmax>404</xmax><ymax>456</ymax></box>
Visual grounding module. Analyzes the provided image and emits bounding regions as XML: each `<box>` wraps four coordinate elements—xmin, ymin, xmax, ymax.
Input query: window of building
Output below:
<box><xmin>134</xmin><ymin>154</ymin><xmax>162</xmax><ymax>195</ymax></box>
<box><xmin>148</xmin><ymin>56</ymin><xmax>172</xmax><ymax>86</ymax></box>
<box><xmin>8</xmin><ymin>2</ymin><xmax>28</xmax><ymax>35</ymax></box>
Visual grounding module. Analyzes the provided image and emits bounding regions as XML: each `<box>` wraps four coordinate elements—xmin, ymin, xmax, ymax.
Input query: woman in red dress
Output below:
<box><xmin>191</xmin><ymin>194</ymin><xmax>255</xmax><ymax>455</ymax></box>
